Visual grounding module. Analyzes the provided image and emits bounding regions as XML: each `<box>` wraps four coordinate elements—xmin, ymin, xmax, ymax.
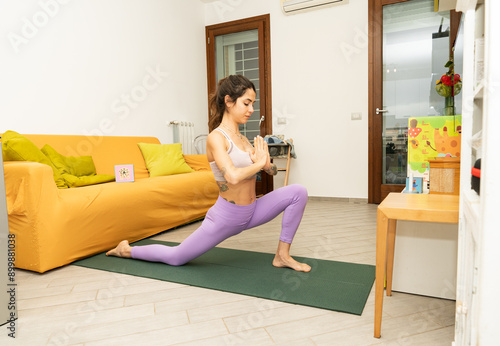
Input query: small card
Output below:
<box><xmin>115</xmin><ymin>164</ymin><xmax>134</xmax><ymax>183</ymax></box>
<box><xmin>404</xmin><ymin>177</ymin><xmax>423</xmax><ymax>193</ymax></box>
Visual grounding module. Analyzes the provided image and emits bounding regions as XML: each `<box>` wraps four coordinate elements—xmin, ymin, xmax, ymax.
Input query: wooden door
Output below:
<box><xmin>206</xmin><ymin>14</ymin><xmax>273</xmax><ymax>195</ymax></box>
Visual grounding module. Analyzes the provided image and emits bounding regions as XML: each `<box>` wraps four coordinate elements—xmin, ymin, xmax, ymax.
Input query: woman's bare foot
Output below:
<box><xmin>106</xmin><ymin>240</ymin><xmax>132</xmax><ymax>258</ymax></box>
<box><xmin>273</xmin><ymin>254</ymin><xmax>311</xmax><ymax>272</ymax></box>
<box><xmin>273</xmin><ymin>241</ymin><xmax>311</xmax><ymax>272</ymax></box>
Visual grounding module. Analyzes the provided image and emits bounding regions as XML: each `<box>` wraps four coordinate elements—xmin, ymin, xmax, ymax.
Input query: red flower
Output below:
<box><xmin>435</xmin><ymin>59</ymin><xmax>462</xmax><ymax>97</ymax></box>
<box><xmin>441</xmin><ymin>75</ymin><xmax>452</xmax><ymax>86</ymax></box>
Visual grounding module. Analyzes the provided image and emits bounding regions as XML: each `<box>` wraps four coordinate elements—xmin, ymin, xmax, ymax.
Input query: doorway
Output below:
<box><xmin>206</xmin><ymin>14</ymin><xmax>273</xmax><ymax>195</ymax></box>
<box><xmin>368</xmin><ymin>0</ymin><xmax>460</xmax><ymax>203</ymax></box>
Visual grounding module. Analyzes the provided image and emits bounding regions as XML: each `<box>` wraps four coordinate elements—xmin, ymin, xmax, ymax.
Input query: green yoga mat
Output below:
<box><xmin>73</xmin><ymin>239</ymin><xmax>375</xmax><ymax>315</ymax></box>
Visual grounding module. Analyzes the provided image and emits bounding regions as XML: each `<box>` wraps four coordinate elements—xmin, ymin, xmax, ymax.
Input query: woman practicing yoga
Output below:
<box><xmin>107</xmin><ymin>75</ymin><xmax>311</xmax><ymax>272</ymax></box>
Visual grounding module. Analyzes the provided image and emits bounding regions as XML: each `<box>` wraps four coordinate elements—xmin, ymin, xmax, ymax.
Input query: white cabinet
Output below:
<box><xmin>455</xmin><ymin>0</ymin><xmax>500</xmax><ymax>344</ymax></box>
<box><xmin>392</xmin><ymin>221</ymin><xmax>458</xmax><ymax>300</ymax></box>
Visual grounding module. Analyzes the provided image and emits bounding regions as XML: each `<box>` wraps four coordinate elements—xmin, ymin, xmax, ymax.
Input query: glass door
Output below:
<box><xmin>215</xmin><ymin>30</ymin><xmax>262</xmax><ymax>142</ymax></box>
<box><xmin>382</xmin><ymin>0</ymin><xmax>451</xmax><ymax>185</ymax></box>
<box><xmin>369</xmin><ymin>0</ymin><xmax>456</xmax><ymax>202</ymax></box>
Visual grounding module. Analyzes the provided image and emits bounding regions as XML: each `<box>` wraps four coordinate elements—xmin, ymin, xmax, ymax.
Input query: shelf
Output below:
<box><xmin>455</xmin><ymin>0</ymin><xmax>499</xmax><ymax>343</ymax></box>
<box><xmin>463</xmin><ymin>189</ymin><xmax>481</xmax><ymax>242</ymax></box>
<box><xmin>464</xmin><ymin>188</ymin><xmax>480</xmax><ymax>210</ymax></box>
<box><xmin>456</xmin><ymin>0</ymin><xmax>481</xmax><ymax>12</ymax></box>
<box><xmin>470</xmin><ymin>130</ymin><xmax>482</xmax><ymax>158</ymax></box>
<box><xmin>473</xmin><ymin>82</ymin><xmax>484</xmax><ymax>99</ymax></box>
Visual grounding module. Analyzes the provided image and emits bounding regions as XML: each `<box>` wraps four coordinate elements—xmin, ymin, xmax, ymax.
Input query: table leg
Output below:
<box><xmin>284</xmin><ymin>145</ymin><xmax>292</xmax><ymax>186</ymax></box>
<box><xmin>374</xmin><ymin>208</ymin><xmax>389</xmax><ymax>338</ymax></box>
<box><xmin>385</xmin><ymin>219</ymin><xmax>397</xmax><ymax>296</ymax></box>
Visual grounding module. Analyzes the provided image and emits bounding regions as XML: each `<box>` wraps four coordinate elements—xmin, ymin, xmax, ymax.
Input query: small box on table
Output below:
<box><xmin>428</xmin><ymin>157</ymin><xmax>460</xmax><ymax>195</ymax></box>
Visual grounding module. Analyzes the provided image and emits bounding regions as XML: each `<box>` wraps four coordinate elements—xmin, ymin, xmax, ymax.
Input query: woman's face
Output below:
<box><xmin>226</xmin><ymin>88</ymin><xmax>256</xmax><ymax>124</ymax></box>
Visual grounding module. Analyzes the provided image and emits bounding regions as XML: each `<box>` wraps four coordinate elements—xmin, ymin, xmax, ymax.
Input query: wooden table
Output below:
<box><xmin>269</xmin><ymin>139</ymin><xmax>293</xmax><ymax>186</ymax></box>
<box><xmin>374</xmin><ymin>192</ymin><xmax>459</xmax><ymax>338</ymax></box>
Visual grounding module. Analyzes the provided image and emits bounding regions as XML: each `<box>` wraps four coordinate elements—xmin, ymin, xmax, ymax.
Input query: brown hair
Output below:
<box><xmin>208</xmin><ymin>75</ymin><xmax>256</xmax><ymax>132</ymax></box>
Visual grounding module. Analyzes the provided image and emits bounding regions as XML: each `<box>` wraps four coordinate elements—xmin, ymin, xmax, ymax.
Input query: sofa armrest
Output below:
<box><xmin>3</xmin><ymin>161</ymin><xmax>58</xmax><ymax>216</ymax></box>
<box><xmin>4</xmin><ymin>161</ymin><xmax>61</xmax><ymax>272</ymax></box>
<box><xmin>184</xmin><ymin>155</ymin><xmax>211</xmax><ymax>172</ymax></box>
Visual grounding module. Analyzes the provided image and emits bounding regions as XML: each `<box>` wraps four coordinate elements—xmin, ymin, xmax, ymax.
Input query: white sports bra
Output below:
<box><xmin>209</xmin><ymin>128</ymin><xmax>254</xmax><ymax>182</ymax></box>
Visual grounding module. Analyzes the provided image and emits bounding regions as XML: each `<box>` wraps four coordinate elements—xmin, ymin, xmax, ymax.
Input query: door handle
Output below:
<box><xmin>259</xmin><ymin>115</ymin><xmax>265</xmax><ymax>126</ymax></box>
<box><xmin>376</xmin><ymin>108</ymin><xmax>388</xmax><ymax>115</ymax></box>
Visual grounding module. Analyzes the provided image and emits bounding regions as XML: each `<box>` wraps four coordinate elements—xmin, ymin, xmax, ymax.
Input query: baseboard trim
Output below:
<box><xmin>308</xmin><ymin>196</ymin><xmax>368</xmax><ymax>204</ymax></box>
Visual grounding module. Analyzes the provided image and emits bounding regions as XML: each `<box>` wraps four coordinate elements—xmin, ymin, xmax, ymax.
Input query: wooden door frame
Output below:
<box><xmin>368</xmin><ymin>0</ymin><xmax>409</xmax><ymax>204</ymax></box>
<box><xmin>368</xmin><ymin>0</ymin><xmax>461</xmax><ymax>204</ymax></box>
<box><xmin>205</xmin><ymin>14</ymin><xmax>273</xmax><ymax>194</ymax></box>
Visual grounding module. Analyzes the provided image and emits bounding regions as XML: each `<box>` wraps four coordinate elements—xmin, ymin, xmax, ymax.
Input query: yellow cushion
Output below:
<box><xmin>1</xmin><ymin>130</ymin><xmax>67</xmax><ymax>188</ymax></box>
<box><xmin>41</xmin><ymin>144</ymin><xmax>96</xmax><ymax>176</ymax></box>
<box><xmin>41</xmin><ymin>144</ymin><xmax>114</xmax><ymax>187</ymax></box>
<box><xmin>60</xmin><ymin>173</ymin><xmax>116</xmax><ymax>188</ymax></box>
<box><xmin>138</xmin><ymin>143</ymin><xmax>194</xmax><ymax>177</ymax></box>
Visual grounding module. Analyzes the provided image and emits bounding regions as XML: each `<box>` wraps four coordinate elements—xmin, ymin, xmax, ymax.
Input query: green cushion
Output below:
<box><xmin>61</xmin><ymin>173</ymin><xmax>116</xmax><ymax>188</ymax></box>
<box><xmin>1</xmin><ymin>130</ymin><xmax>67</xmax><ymax>188</ymax></box>
<box><xmin>41</xmin><ymin>144</ymin><xmax>114</xmax><ymax>188</ymax></box>
<box><xmin>41</xmin><ymin>144</ymin><xmax>96</xmax><ymax>176</ymax></box>
<box><xmin>137</xmin><ymin>143</ymin><xmax>194</xmax><ymax>177</ymax></box>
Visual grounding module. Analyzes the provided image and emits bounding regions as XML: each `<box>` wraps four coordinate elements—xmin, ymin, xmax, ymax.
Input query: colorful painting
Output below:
<box><xmin>407</xmin><ymin>115</ymin><xmax>461</xmax><ymax>193</ymax></box>
<box><xmin>115</xmin><ymin>164</ymin><xmax>135</xmax><ymax>183</ymax></box>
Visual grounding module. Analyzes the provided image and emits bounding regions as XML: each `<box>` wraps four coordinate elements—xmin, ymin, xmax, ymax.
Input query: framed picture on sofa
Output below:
<box><xmin>115</xmin><ymin>164</ymin><xmax>135</xmax><ymax>183</ymax></box>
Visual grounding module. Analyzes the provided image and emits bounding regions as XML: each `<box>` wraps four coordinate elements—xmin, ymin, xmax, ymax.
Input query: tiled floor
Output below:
<box><xmin>1</xmin><ymin>198</ymin><xmax>455</xmax><ymax>345</ymax></box>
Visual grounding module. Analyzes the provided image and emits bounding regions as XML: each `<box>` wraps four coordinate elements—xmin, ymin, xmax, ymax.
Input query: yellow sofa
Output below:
<box><xmin>3</xmin><ymin>134</ymin><xmax>218</xmax><ymax>273</ymax></box>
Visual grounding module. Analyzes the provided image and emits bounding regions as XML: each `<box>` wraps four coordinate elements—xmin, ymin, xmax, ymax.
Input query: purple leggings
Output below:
<box><xmin>131</xmin><ymin>184</ymin><xmax>308</xmax><ymax>266</ymax></box>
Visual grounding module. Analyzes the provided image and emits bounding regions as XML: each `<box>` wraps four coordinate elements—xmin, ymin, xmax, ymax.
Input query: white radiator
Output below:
<box><xmin>169</xmin><ymin>121</ymin><xmax>195</xmax><ymax>155</ymax></box>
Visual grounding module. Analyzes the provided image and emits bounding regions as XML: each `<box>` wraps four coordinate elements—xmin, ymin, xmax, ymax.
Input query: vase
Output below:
<box><xmin>444</xmin><ymin>96</ymin><xmax>454</xmax><ymax>115</ymax></box>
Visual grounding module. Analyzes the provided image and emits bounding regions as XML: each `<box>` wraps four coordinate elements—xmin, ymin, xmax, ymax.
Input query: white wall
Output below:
<box><xmin>205</xmin><ymin>0</ymin><xmax>369</xmax><ymax>198</ymax></box>
<box><xmin>1</xmin><ymin>0</ymin><xmax>369</xmax><ymax>199</ymax></box>
<box><xmin>0</xmin><ymin>0</ymin><xmax>208</xmax><ymax>143</ymax></box>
